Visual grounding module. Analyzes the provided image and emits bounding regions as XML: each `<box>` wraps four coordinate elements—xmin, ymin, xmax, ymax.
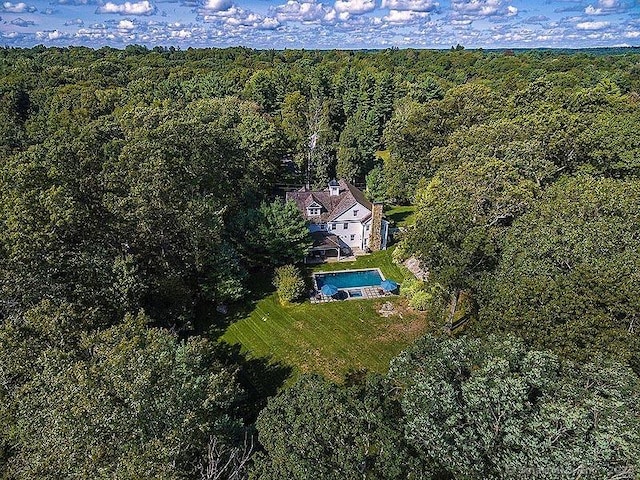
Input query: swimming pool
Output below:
<box><xmin>314</xmin><ymin>268</ymin><xmax>385</xmax><ymax>290</ymax></box>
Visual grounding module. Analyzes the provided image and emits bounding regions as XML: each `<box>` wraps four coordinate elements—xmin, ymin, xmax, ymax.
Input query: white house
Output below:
<box><xmin>286</xmin><ymin>179</ymin><xmax>389</xmax><ymax>260</ymax></box>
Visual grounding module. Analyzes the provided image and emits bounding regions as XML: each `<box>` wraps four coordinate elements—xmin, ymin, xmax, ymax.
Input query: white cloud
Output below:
<box><xmin>202</xmin><ymin>5</ymin><xmax>281</xmax><ymax>29</ymax></box>
<box><xmin>334</xmin><ymin>0</ymin><xmax>375</xmax><ymax>15</ymax></box>
<box><xmin>261</xmin><ymin>16</ymin><xmax>280</xmax><ymax>28</ymax></box>
<box><xmin>576</xmin><ymin>20</ymin><xmax>610</xmax><ymax>30</ymax></box>
<box><xmin>452</xmin><ymin>0</ymin><xmax>501</xmax><ymax>17</ymax></box>
<box><xmin>585</xmin><ymin>0</ymin><xmax>625</xmax><ymax>15</ymax></box>
<box><xmin>598</xmin><ymin>0</ymin><xmax>621</xmax><ymax>8</ymax></box>
<box><xmin>450</xmin><ymin>0</ymin><xmax>518</xmax><ymax>20</ymax></box>
<box><xmin>118</xmin><ymin>19</ymin><xmax>135</xmax><ymax>29</ymax></box>
<box><xmin>274</xmin><ymin>0</ymin><xmax>333</xmax><ymax>22</ymax></box>
<box><xmin>170</xmin><ymin>28</ymin><xmax>192</xmax><ymax>37</ymax></box>
<box><xmin>2</xmin><ymin>2</ymin><xmax>36</xmax><ymax>13</ymax></box>
<box><xmin>381</xmin><ymin>0</ymin><xmax>437</xmax><ymax>12</ymax></box>
<box><xmin>97</xmin><ymin>0</ymin><xmax>155</xmax><ymax>15</ymax></box>
<box><xmin>383</xmin><ymin>9</ymin><xmax>430</xmax><ymax>23</ymax></box>
<box><xmin>36</xmin><ymin>29</ymin><xmax>69</xmax><ymax>40</ymax></box>
<box><xmin>200</xmin><ymin>0</ymin><xmax>232</xmax><ymax>12</ymax></box>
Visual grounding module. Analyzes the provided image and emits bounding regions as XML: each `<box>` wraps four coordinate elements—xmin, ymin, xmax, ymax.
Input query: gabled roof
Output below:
<box><xmin>286</xmin><ymin>179</ymin><xmax>373</xmax><ymax>223</ymax></box>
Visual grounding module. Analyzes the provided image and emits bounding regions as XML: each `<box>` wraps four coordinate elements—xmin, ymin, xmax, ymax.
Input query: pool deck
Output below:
<box><xmin>309</xmin><ymin>286</ymin><xmax>392</xmax><ymax>303</ymax></box>
<box><xmin>310</xmin><ymin>268</ymin><xmax>395</xmax><ymax>303</ymax></box>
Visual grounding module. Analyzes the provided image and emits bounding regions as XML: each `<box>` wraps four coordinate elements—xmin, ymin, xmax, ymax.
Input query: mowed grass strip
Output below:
<box><xmin>222</xmin><ymin>293</ymin><xmax>426</xmax><ymax>381</ymax></box>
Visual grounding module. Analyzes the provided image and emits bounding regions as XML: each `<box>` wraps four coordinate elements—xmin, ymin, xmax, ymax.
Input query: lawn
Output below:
<box><xmin>385</xmin><ymin>205</ymin><xmax>416</xmax><ymax>228</ymax></box>
<box><xmin>220</xmin><ymin>247</ymin><xmax>427</xmax><ymax>382</ymax></box>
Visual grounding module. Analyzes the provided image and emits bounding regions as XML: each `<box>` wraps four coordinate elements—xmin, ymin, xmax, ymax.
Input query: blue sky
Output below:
<box><xmin>0</xmin><ymin>0</ymin><xmax>638</xmax><ymax>48</ymax></box>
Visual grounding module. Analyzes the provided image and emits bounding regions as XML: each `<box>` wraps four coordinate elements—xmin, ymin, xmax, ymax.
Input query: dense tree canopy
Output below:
<box><xmin>254</xmin><ymin>335</ymin><xmax>640</xmax><ymax>479</ymax></box>
<box><xmin>1</xmin><ymin>46</ymin><xmax>640</xmax><ymax>479</ymax></box>
<box><xmin>475</xmin><ymin>176</ymin><xmax>640</xmax><ymax>365</ymax></box>
<box><xmin>389</xmin><ymin>335</ymin><xmax>640</xmax><ymax>479</ymax></box>
<box><xmin>1</xmin><ymin>310</ymin><xmax>245</xmax><ymax>479</ymax></box>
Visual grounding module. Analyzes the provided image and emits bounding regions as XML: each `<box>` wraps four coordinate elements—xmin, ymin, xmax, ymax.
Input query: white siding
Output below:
<box><xmin>332</xmin><ymin>202</ymin><xmax>371</xmax><ymax>222</ymax></box>
<box><xmin>327</xmin><ymin>220</ymin><xmax>364</xmax><ymax>248</ymax></box>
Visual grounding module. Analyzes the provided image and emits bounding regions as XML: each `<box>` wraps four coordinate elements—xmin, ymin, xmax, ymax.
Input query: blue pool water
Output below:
<box><xmin>315</xmin><ymin>269</ymin><xmax>384</xmax><ymax>289</ymax></box>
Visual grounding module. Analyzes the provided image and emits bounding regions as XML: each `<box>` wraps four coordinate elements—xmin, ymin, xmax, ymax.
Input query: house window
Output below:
<box><xmin>350</xmin><ymin>234</ymin><xmax>355</xmax><ymax>241</ymax></box>
<box><xmin>320</xmin><ymin>224</ymin><xmax>325</xmax><ymax>230</ymax></box>
<box><xmin>343</xmin><ymin>223</ymin><xmax>348</xmax><ymax>229</ymax></box>
<box><xmin>331</xmin><ymin>223</ymin><xmax>336</xmax><ymax>230</ymax></box>
<box><xmin>353</xmin><ymin>210</ymin><xmax>358</xmax><ymax>217</ymax></box>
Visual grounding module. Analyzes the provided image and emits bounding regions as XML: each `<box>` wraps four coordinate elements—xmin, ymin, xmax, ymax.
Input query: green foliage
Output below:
<box><xmin>2</xmin><ymin>46</ymin><xmax>640</xmax><ymax>479</ymax></box>
<box><xmin>252</xmin><ymin>375</ymin><xmax>422</xmax><ymax>479</ymax></box>
<box><xmin>382</xmin><ymin>100</ymin><xmax>446</xmax><ymax>202</ymax></box>
<box><xmin>389</xmin><ymin>335</ymin><xmax>640</xmax><ymax>479</ymax></box>
<box><xmin>476</xmin><ymin>176</ymin><xmax>640</xmax><ymax>364</ymax></box>
<box><xmin>399</xmin><ymin>278</ymin><xmax>424</xmax><ymax>299</ymax></box>
<box><xmin>365</xmin><ymin>165</ymin><xmax>386</xmax><ymax>202</ymax></box>
<box><xmin>273</xmin><ymin>264</ymin><xmax>305</xmax><ymax>304</ymax></box>
<box><xmin>238</xmin><ymin>199</ymin><xmax>312</xmax><ymax>267</ymax></box>
<box><xmin>337</xmin><ymin>107</ymin><xmax>378</xmax><ymax>183</ymax></box>
<box><xmin>409</xmin><ymin>75</ymin><xmax>444</xmax><ymax>103</ymax></box>
<box><xmin>401</xmin><ymin>279</ymin><xmax>443</xmax><ymax>312</ymax></box>
<box><xmin>408</xmin><ymin>289</ymin><xmax>432</xmax><ymax>311</ymax></box>
<box><xmin>1</xmin><ymin>311</ymin><xmax>244</xmax><ymax>479</ymax></box>
<box><xmin>405</xmin><ymin>158</ymin><xmax>538</xmax><ymax>293</ymax></box>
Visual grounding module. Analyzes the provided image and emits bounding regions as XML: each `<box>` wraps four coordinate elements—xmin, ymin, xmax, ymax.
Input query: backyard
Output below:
<box><xmin>220</xmin><ymin>248</ymin><xmax>428</xmax><ymax>382</ymax></box>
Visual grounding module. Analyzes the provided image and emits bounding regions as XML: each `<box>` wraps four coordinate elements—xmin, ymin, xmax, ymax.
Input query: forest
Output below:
<box><xmin>0</xmin><ymin>45</ymin><xmax>639</xmax><ymax>479</ymax></box>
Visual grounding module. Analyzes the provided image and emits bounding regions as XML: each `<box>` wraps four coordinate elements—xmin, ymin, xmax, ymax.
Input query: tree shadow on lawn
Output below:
<box><xmin>216</xmin><ymin>342</ymin><xmax>293</xmax><ymax>424</ymax></box>
<box><xmin>386</xmin><ymin>208</ymin><xmax>414</xmax><ymax>227</ymax></box>
<box><xmin>201</xmin><ymin>268</ymin><xmax>279</xmax><ymax>338</ymax></box>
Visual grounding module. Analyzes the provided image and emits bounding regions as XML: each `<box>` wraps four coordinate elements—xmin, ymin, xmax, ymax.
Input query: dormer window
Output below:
<box><xmin>307</xmin><ymin>202</ymin><xmax>321</xmax><ymax>217</ymax></box>
<box><xmin>353</xmin><ymin>210</ymin><xmax>358</xmax><ymax>217</ymax></box>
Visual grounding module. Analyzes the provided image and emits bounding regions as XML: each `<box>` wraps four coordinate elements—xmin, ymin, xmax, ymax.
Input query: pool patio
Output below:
<box><xmin>310</xmin><ymin>286</ymin><xmax>391</xmax><ymax>303</ymax></box>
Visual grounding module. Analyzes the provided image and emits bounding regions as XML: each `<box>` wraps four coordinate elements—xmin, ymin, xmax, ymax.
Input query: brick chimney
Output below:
<box><xmin>368</xmin><ymin>202</ymin><xmax>384</xmax><ymax>251</ymax></box>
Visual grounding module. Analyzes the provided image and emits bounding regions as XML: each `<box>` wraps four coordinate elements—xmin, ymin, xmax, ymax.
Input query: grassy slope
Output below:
<box><xmin>385</xmin><ymin>205</ymin><xmax>417</xmax><ymax>228</ymax></box>
<box><xmin>220</xmin><ymin>248</ymin><xmax>426</xmax><ymax>382</ymax></box>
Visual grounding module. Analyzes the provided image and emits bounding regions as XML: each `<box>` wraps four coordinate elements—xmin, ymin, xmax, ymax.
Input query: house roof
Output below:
<box><xmin>286</xmin><ymin>179</ymin><xmax>373</xmax><ymax>223</ymax></box>
<box><xmin>310</xmin><ymin>231</ymin><xmax>342</xmax><ymax>250</ymax></box>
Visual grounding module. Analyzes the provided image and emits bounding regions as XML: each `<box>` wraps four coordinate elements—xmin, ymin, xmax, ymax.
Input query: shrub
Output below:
<box><xmin>273</xmin><ymin>265</ymin><xmax>305</xmax><ymax>304</ymax></box>
<box><xmin>392</xmin><ymin>243</ymin><xmax>409</xmax><ymax>264</ymax></box>
<box><xmin>409</xmin><ymin>290</ymin><xmax>432</xmax><ymax>311</ymax></box>
<box><xmin>400</xmin><ymin>278</ymin><xmax>425</xmax><ymax>299</ymax></box>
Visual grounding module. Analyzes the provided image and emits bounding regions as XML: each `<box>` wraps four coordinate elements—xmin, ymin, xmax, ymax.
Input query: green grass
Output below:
<box><xmin>220</xmin><ymin>248</ymin><xmax>425</xmax><ymax>382</ymax></box>
<box><xmin>385</xmin><ymin>205</ymin><xmax>416</xmax><ymax>228</ymax></box>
